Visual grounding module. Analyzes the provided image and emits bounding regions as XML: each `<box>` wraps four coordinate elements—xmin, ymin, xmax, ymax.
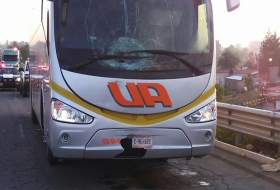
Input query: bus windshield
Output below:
<box><xmin>2</xmin><ymin>55</ymin><xmax>18</xmax><ymax>61</ymax></box>
<box><xmin>54</xmin><ymin>0</ymin><xmax>213</xmax><ymax>79</ymax></box>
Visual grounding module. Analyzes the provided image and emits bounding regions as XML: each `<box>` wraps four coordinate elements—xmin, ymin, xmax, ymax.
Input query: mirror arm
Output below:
<box><xmin>226</xmin><ymin>0</ymin><xmax>240</xmax><ymax>12</ymax></box>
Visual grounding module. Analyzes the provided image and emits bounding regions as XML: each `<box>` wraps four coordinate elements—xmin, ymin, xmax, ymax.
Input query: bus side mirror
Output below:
<box><xmin>226</xmin><ymin>0</ymin><xmax>240</xmax><ymax>12</ymax></box>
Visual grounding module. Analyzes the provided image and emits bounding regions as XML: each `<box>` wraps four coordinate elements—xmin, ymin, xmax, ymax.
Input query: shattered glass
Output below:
<box><xmin>54</xmin><ymin>0</ymin><xmax>213</xmax><ymax>78</ymax></box>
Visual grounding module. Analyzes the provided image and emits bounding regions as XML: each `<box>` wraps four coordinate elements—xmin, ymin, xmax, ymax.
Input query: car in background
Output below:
<box><xmin>19</xmin><ymin>61</ymin><xmax>30</xmax><ymax>97</ymax></box>
<box><xmin>0</xmin><ymin>65</ymin><xmax>20</xmax><ymax>91</ymax></box>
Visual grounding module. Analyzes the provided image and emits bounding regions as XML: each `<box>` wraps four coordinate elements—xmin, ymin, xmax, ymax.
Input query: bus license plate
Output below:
<box><xmin>132</xmin><ymin>136</ymin><xmax>152</xmax><ymax>149</ymax></box>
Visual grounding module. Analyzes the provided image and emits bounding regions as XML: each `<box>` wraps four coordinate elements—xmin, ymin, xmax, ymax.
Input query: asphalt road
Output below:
<box><xmin>0</xmin><ymin>89</ymin><xmax>279</xmax><ymax>190</ymax></box>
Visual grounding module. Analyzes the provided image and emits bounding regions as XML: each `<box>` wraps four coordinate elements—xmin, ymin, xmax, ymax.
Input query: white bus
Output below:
<box><xmin>29</xmin><ymin>0</ymin><xmax>239</xmax><ymax>165</ymax></box>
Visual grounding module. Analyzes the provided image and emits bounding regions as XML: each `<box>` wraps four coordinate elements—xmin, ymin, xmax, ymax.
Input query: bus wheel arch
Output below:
<box><xmin>30</xmin><ymin>88</ymin><xmax>39</xmax><ymax>124</ymax></box>
<box><xmin>40</xmin><ymin>90</ymin><xmax>45</xmax><ymax>132</ymax></box>
<box><xmin>47</xmin><ymin>145</ymin><xmax>59</xmax><ymax>165</ymax></box>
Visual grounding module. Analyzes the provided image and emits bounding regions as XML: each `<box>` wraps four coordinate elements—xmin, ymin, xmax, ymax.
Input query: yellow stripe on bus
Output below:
<box><xmin>50</xmin><ymin>81</ymin><xmax>215</xmax><ymax>125</ymax></box>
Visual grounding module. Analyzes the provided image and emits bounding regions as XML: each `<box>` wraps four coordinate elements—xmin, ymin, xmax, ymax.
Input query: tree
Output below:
<box><xmin>256</xmin><ymin>29</ymin><xmax>280</xmax><ymax>78</ymax></box>
<box><xmin>19</xmin><ymin>44</ymin><xmax>29</xmax><ymax>63</ymax></box>
<box><xmin>10</xmin><ymin>41</ymin><xmax>19</xmax><ymax>49</ymax></box>
<box><xmin>244</xmin><ymin>51</ymin><xmax>257</xmax><ymax>69</ymax></box>
<box><xmin>242</xmin><ymin>73</ymin><xmax>253</xmax><ymax>91</ymax></box>
<box><xmin>278</xmin><ymin>60</ymin><xmax>280</xmax><ymax>77</ymax></box>
<box><xmin>239</xmin><ymin>48</ymin><xmax>249</xmax><ymax>67</ymax></box>
<box><xmin>4</xmin><ymin>40</ymin><xmax>29</xmax><ymax>63</ymax></box>
<box><xmin>217</xmin><ymin>47</ymin><xmax>240</xmax><ymax>69</ymax></box>
<box><xmin>216</xmin><ymin>84</ymin><xmax>224</xmax><ymax>102</ymax></box>
<box><xmin>216</xmin><ymin>40</ymin><xmax>223</xmax><ymax>61</ymax></box>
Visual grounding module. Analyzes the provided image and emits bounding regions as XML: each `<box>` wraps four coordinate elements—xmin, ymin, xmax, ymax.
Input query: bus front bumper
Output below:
<box><xmin>49</xmin><ymin>127</ymin><xmax>215</xmax><ymax>159</ymax></box>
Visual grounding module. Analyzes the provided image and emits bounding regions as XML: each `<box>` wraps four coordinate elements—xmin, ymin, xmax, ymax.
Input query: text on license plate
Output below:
<box><xmin>132</xmin><ymin>135</ymin><xmax>152</xmax><ymax>149</ymax></box>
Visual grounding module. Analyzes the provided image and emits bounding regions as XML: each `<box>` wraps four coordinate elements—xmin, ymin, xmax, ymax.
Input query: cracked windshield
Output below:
<box><xmin>54</xmin><ymin>0</ymin><xmax>213</xmax><ymax>78</ymax></box>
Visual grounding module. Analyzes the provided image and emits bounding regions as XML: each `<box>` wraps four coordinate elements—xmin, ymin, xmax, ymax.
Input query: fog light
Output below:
<box><xmin>205</xmin><ymin>132</ymin><xmax>212</xmax><ymax>141</ymax></box>
<box><xmin>61</xmin><ymin>133</ymin><xmax>70</xmax><ymax>143</ymax></box>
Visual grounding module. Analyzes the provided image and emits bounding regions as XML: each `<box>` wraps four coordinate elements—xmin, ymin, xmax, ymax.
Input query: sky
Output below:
<box><xmin>212</xmin><ymin>0</ymin><xmax>280</xmax><ymax>47</ymax></box>
<box><xmin>0</xmin><ymin>0</ymin><xmax>32</xmax><ymax>44</ymax></box>
<box><xmin>0</xmin><ymin>0</ymin><xmax>280</xmax><ymax>49</ymax></box>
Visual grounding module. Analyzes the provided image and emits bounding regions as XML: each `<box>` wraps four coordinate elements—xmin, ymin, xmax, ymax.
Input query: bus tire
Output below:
<box><xmin>156</xmin><ymin>158</ymin><xmax>169</xmax><ymax>162</ymax></box>
<box><xmin>20</xmin><ymin>85</ymin><xmax>22</xmax><ymax>95</ymax></box>
<box><xmin>31</xmin><ymin>107</ymin><xmax>38</xmax><ymax>124</ymax></box>
<box><xmin>40</xmin><ymin>92</ymin><xmax>44</xmax><ymax>131</ymax></box>
<box><xmin>22</xmin><ymin>84</ymin><xmax>27</xmax><ymax>97</ymax></box>
<box><xmin>47</xmin><ymin>146</ymin><xmax>59</xmax><ymax>165</ymax></box>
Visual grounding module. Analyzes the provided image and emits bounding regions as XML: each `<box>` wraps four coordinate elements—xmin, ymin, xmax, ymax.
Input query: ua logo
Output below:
<box><xmin>108</xmin><ymin>82</ymin><xmax>172</xmax><ymax>107</ymax></box>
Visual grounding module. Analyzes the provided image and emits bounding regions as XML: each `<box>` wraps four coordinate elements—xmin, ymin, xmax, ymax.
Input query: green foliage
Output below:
<box><xmin>216</xmin><ymin>130</ymin><xmax>279</xmax><ymax>159</ymax></box>
<box><xmin>275</xmin><ymin>151</ymin><xmax>280</xmax><ymax>159</ymax></box>
<box><xmin>10</xmin><ymin>41</ymin><xmax>19</xmax><ymax>49</ymax></box>
<box><xmin>278</xmin><ymin>60</ymin><xmax>280</xmax><ymax>77</ymax></box>
<box><xmin>19</xmin><ymin>44</ymin><xmax>29</xmax><ymax>63</ymax></box>
<box><xmin>215</xmin><ymin>84</ymin><xmax>224</xmax><ymax>102</ymax></box>
<box><xmin>218</xmin><ymin>47</ymin><xmax>241</xmax><ymax>69</ymax></box>
<box><xmin>237</xmin><ymin>135</ymin><xmax>257</xmax><ymax>148</ymax></box>
<box><xmin>222</xmin><ymin>91</ymin><xmax>260</xmax><ymax>106</ymax></box>
<box><xmin>216</xmin><ymin>128</ymin><xmax>235</xmax><ymax>145</ymax></box>
<box><xmin>256</xmin><ymin>29</ymin><xmax>280</xmax><ymax>77</ymax></box>
<box><xmin>216</xmin><ymin>40</ymin><xmax>223</xmax><ymax>61</ymax></box>
<box><xmin>223</xmin><ymin>88</ymin><xmax>230</xmax><ymax>96</ymax></box>
<box><xmin>238</xmin><ymin>135</ymin><xmax>279</xmax><ymax>159</ymax></box>
<box><xmin>244</xmin><ymin>51</ymin><xmax>257</xmax><ymax>69</ymax></box>
<box><xmin>242</xmin><ymin>73</ymin><xmax>253</xmax><ymax>90</ymax></box>
<box><xmin>239</xmin><ymin>47</ymin><xmax>250</xmax><ymax>66</ymax></box>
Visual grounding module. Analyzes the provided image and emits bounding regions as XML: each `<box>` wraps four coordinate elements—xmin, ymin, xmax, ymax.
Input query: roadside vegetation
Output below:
<box><xmin>215</xmin><ymin>84</ymin><xmax>280</xmax><ymax>159</ymax></box>
<box><xmin>223</xmin><ymin>90</ymin><xmax>261</xmax><ymax>108</ymax></box>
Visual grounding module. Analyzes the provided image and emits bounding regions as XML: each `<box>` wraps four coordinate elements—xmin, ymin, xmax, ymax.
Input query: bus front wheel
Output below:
<box><xmin>31</xmin><ymin>102</ymin><xmax>38</xmax><ymax>124</ymax></box>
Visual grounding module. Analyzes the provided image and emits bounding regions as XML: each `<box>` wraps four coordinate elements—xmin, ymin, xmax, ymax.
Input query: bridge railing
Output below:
<box><xmin>217</xmin><ymin>102</ymin><xmax>280</xmax><ymax>149</ymax></box>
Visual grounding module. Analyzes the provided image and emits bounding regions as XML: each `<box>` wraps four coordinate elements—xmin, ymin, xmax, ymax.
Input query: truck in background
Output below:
<box><xmin>1</xmin><ymin>49</ymin><xmax>21</xmax><ymax>69</ymax></box>
<box><xmin>28</xmin><ymin>50</ymin><xmax>36</xmax><ymax>63</ymax></box>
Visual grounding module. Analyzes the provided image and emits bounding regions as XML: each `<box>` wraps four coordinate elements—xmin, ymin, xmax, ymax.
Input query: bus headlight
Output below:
<box><xmin>51</xmin><ymin>99</ymin><xmax>93</xmax><ymax>123</ymax></box>
<box><xmin>185</xmin><ymin>100</ymin><xmax>216</xmax><ymax>123</ymax></box>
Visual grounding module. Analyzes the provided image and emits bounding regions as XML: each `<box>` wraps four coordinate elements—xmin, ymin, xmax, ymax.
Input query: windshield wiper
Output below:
<box><xmin>122</xmin><ymin>50</ymin><xmax>202</xmax><ymax>75</ymax></box>
<box><xmin>63</xmin><ymin>55</ymin><xmax>152</xmax><ymax>71</ymax></box>
<box><xmin>125</xmin><ymin>49</ymin><xmax>189</xmax><ymax>56</ymax></box>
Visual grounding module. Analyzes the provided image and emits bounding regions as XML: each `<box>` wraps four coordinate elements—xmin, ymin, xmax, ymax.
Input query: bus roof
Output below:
<box><xmin>2</xmin><ymin>49</ymin><xmax>19</xmax><ymax>55</ymax></box>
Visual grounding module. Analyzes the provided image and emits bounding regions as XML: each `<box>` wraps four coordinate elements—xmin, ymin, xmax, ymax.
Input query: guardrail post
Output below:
<box><xmin>235</xmin><ymin>134</ymin><xmax>243</xmax><ymax>146</ymax></box>
<box><xmin>270</xmin><ymin>118</ymin><xmax>280</xmax><ymax>153</ymax></box>
<box><xmin>270</xmin><ymin>118</ymin><xmax>275</xmax><ymax>137</ymax></box>
<box><xmin>228</xmin><ymin>110</ymin><xmax>232</xmax><ymax>126</ymax></box>
<box><xmin>228</xmin><ymin>109</ymin><xmax>243</xmax><ymax>145</ymax></box>
<box><xmin>218</xmin><ymin>103</ymin><xmax>280</xmax><ymax>150</ymax></box>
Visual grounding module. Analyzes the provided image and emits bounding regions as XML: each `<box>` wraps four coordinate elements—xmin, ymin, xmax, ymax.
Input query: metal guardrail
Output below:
<box><xmin>217</xmin><ymin>102</ymin><xmax>280</xmax><ymax>146</ymax></box>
